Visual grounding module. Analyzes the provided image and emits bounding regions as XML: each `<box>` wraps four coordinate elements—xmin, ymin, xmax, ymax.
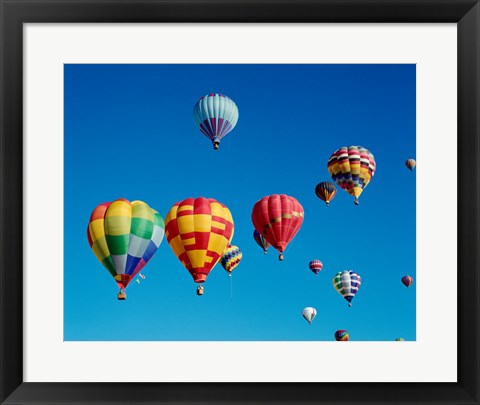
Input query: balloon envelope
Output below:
<box><xmin>193</xmin><ymin>93</ymin><xmax>239</xmax><ymax>149</ymax></box>
<box><xmin>87</xmin><ymin>198</ymin><xmax>164</xmax><ymax>292</ymax></box>
<box><xmin>221</xmin><ymin>244</ymin><xmax>242</xmax><ymax>275</ymax></box>
<box><xmin>251</xmin><ymin>194</ymin><xmax>304</xmax><ymax>260</ymax></box>
<box><xmin>334</xmin><ymin>330</ymin><xmax>350</xmax><ymax>341</ymax></box>
<box><xmin>327</xmin><ymin>146</ymin><xmax>376</xmax><ymax>205</ymax></box>
<box><xmin>315</xmin><ymin>181</ymin><xmax>337</xmax><ymax>206</ymax></box>
<box><xmin>309</xmin><ymin>260</ymin><xmax>323</xmax><ymax>275</ymax></box>
<box><xmin>333</xmin><ymin>270</ymin><xmax>362</xmax><ymax>306</ymax></box>
<box><xmin>405</xmin><ymin>159</ymin><xmax>416</xmax><ymax>171</ymax></box>
<box><xmin>253</xmin><ymin>229</ymin><xmax>270</xmax><ymax>254</ymax></box>
<box><xmin>164</xmin><ymin>197</ymin><xmax>234</xmax><ymax>284</ymax></box>
<box><xmin>302</xmin><ymin>307</ymin><xmax>317</xmax><ymax>325</ymax></box>
<box><xmin>402</xmin><ymin>275</ymin><xmax>414</xmax><ymax>287</ymax></box>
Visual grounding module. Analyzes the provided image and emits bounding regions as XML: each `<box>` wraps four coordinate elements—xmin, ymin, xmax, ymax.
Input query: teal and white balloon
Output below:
<box><xmin>193</xmin><ymin>93</ymin><xmax>239</xmax><ymax>150</ymax></box>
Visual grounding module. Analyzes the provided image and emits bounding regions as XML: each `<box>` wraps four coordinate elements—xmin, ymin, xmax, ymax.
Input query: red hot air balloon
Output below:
<box><xmin>251</xmin><ymin>194</ymin><xmax>304</xmax><ymax>261</ymax></box>
<box><xmin>309</xmin><ymin>260</ymin><xmax>323</xmax><ymax>275</ymax></box>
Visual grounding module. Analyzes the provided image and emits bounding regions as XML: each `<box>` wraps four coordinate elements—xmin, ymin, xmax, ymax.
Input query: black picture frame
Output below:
<box><xmin>1</xmin><ymin>1</ymin><xmax>478</xmax><ymax>404</ymax></box>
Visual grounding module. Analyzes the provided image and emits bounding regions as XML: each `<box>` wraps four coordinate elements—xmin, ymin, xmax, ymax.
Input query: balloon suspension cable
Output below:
<box><xmin>230</xmin><ymin>274</ymin><xmax>233</xmax><ymax>301</ymax></box>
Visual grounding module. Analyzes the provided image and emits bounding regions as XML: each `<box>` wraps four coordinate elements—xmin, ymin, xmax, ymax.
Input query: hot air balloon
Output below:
<box><xmin>334</xmin><ymin>330</ymin><xmax>350</xmax><ymax>341</ymax></box>
<box><xmin>193</xmin><ymin>93</ymin><xmax>239</xmax><ymax>150</ymax></box>
<box><xmin>164</xmin><ymin>197</ymin><xmax>234</xmax><ymax>294</ymax></box>
<box><xmin>405</xmin><ymin>159</ymin><xmax>416</xmax><ymax>171</ymax></box>
<box><xmin>251</xmin><ymin>194</ymin><xmax>304</xmax><ymax>261</ymax></box>
<box><xmin>333</xmin><ymin>270</ymin><xmax>362</xmax><ymax>307</ymax></box>
<box><xmin>253</xmin><ymin>229</ymin><xmax>270</xmax><ymax>254</ymax></box>
<box><xmin>315</xmin><ymin>181</ymin><xmax>337</xmax><ymax>206</ymax></box>
<box><xmin>395</xmin><ymin>338</ymin><xmax>406</xmax><ymax>341</ymax></box>
<box><xmin>402</xmin><ymin>275</ymin><xmax>414</xmax><ymax>287</ymax></box>
<box><xmin>327</xmin><ymin>146</ymin><xmax>376</xmax><ymax>205</ymax></box>
<box><xmin>309</xmin><ymin>260</ymin><xmax>323</xmax><ymax>275</ymax></box>
<box><xmin>87</xmin><ymin>198</ymin><xmax>165</xmax><ymax>300</ymax></box>
<box><xmin>221</xmin><ymin>245</ymin><xmax>242</xmax><ymax>276</ymax></box>
<box><xmin>302</xmin><ymin>307</ymin><xmax>317</xmax><ymax>325</ymax></box>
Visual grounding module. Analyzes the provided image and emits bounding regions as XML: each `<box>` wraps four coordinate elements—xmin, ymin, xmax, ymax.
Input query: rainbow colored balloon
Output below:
<box><xmin>221</xmin><ymin>245</ymin><xmax>243</xmax><ymax>276</ymax></box>
<box><xmin>309</xmin><ymin>260</ymin><xmax>323</xmax><ymax>275</ymax></box>
<box><xmin>328</xmin><ymin>146</ymin><xmax>376</xmax><ymax>205</ymax></box>
<box><xmin>402</xmin><ymin>275</ymin><xmax>414</xmax><ymax>287</ymax></box>
<box><xmin>334</xmin><ymin>330</ymin><xmax>350</xmax><ymax>341</ymax></box>
<box><xmin>333</xmin><ymin>270</ymin><xmax>362</xmax><ymax>307</ymax></box>
<box><xmin>193</xmin><ymin>93</ymin><xmax>239</xmax><ymax>150</ymax></box>
<box><xmin>87</xmin><ymin>198</ymin><xmax>165</xmax><ymax>300</ymax></box>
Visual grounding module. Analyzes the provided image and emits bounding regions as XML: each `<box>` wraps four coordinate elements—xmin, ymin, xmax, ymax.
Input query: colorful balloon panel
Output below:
<box><xmin>87</xmin><ymin>199</ymin><xmax>165</xmax><ymax>291</ymax></box>
<box><xmin>251</xmin><ymin>194</ymin><xmax>304</xmax><ymax>259</ymax></box>
<box><xmin>193</xmin><ymin>93</ymin><xmax>239</xmax><ymax>149</ymax></box>
<box><xmin>164</xmin><ymin>197</ymin><xmax>234</xmax><ymax>283</ymax></box>
<box><xmin>221</xmin><ymin>245</ymin><xmax>243</xmax><ymax>275</ymax></box>
<box><xmin>309</xmin><ymin>260</ymin><xmax>323</xmax><ymax>275</ymax></box>
<box><xmin>402</xmin><ymin>275</ymin><xmax>414</xmax><ymax>287</ymax></box>
<box><xmin>334</xmin><ymin>330</ymin><xmax>350</xmax><ymax>341</ymax></box>
<box><xmin>315</xmin><ymin>181</ymin><xmax>337</xmax><ymax>206</ymax></box>
<box><xmin>327</xmin><ymin>146</ymin><xmax>376</xmax><ymax>204</ymax></box>
<box><xmin>333</xmin><ymin>270</ymin><xmax>362</xmax><ymax>306</ymax></box>
<box><xmin>302</xmin><ymin>307</ymin><xmax>317</xmax><ymax>325</ymax></box>
<box><xmin>253</xmin><ymin>229</ymin><xmax>270</xmax><ymax>254</ymax></box>
<box><xmin>405</xmin><ymin>159</ymin><xmax>416</xmax><ymax>171</ymax></box>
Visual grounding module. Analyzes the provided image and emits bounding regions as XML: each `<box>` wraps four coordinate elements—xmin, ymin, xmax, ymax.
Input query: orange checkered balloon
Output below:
<box><xmin>164</xmin><ymin>197</ymin><xmax>234</xmax><ymax>285</ymax></box>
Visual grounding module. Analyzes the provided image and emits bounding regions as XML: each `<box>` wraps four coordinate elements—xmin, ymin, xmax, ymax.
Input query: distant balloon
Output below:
<box><xmin>333</xmin><ymin>270</ymin><xmax>362</xmax><ymax>307</ymax></box>
<box><xmin>193</xmin><ymin>93</ymin><xmax>239</xmax><ymax>150</ymax></box>
<box><xmin>334</xmin><ymin>330</ymin><xmax>350</xmax><ymax>341</ymax></box>
<box><xmin>221</xmin><ymin>245</ymin><xmax>242</xmax><ymax>276</ymax></box>
<box><xmin>309</xmin><ymin>260</ymin><xmax>323</xmax><ymax>275</ymax></box>
<box><xmin>164</xmin><ymin>197</ymin><xmax>234</xmax><ymax>293</ymax></box>
<box><xmin>328</xmin><ymin>146</ymin><xmax>376</xmax><ymax>205</ymax></box>
<box><xmin>315</xmin><ymin>181</ymin><xmax>337</xmax><ymax>206</ymax></box>
<box><xmin>87</xmin><ymin>198</ymin><xmax>165</xmax><ymax>300</ymax></box>
<box><xmin>253</xmin><ymin>229</ymin><xmax>270</xmax><ymax>254</ymax></box>
<box><xmin>395</xmin><ymin>338</ymin><xmax>406</xmax><ymax>341</ymax></box>
<box><xmin>402</xmin><ymin>275</ymin><xmax>414</xmax><ymax>287</ymax></box>
<box><xmin>302</xmin><ymin>307</ymin><xmax>317</xmax><ymax>325</ymax></box>
<box><xmin>405</xmin><ymin>159</ymin><xmax>416</xmax><ymax>171</ymax></box>
<box><xmin>251</xmin><ymin>194</ymin><xmax>304</xmax><ymax>261</ymax></box>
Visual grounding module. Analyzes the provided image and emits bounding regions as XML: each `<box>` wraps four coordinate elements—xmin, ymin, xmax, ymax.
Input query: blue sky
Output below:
<box><xmin>64</xmin><ymin>64</ymin><xmax>416</xmax><ymax>341</ymax></box>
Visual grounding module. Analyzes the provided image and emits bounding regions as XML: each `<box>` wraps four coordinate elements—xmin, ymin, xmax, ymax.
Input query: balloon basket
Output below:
<box><xmin>213</xmin><ymin>142</ymin><xmax>219</xmax><ymax>150</ymax></box>
<box><xmin>197</xmin><ymin>286</ymin><xmax>205</xmax><ymax>296</ymax></box>
<box><xmin>279</xmin><ymin>254</ymin><xmax>284</xmax><ymax>261</ymax></box>
<box><xmin>117</xmin><ymin>291</ymin><xmax>126</xmax><ymax>300</ymax></box>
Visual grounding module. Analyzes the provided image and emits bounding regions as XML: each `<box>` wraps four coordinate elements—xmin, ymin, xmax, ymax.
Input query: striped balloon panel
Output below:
<box><xmin>193</xmin><ymin>94</ymin><xmax>239</xmax><ymax>143</ymax></box>
<box><xmin>220</xmin><ymin>245</ymin><xmax>243</xmax><ymax>273</ymax></box>
<box><xmin>328</xmin><ymin>146</ymin><xmax>376</xmax><ymax>199</ymax></box>
<box><xmin>334</xmin><ymin>330</ymin><xmax>350</xmax><ymax>341</ymax></box>
<box><xmin>253</xmin><ymin>229</ymin><xmax>270</xmax><ymax>251</ymax></box>
<box><xmin>87</xmin><ymin>199</ymin><xmax>164</xmax><ymax>289</ymax></box>
<box><xmin>309</xmin><ymin>260</ymin><xmax>323</xmax><ymax>274</ymax></box>
<box><xmin>402</xmin><ymin>275</ymin><xmax>413</xmax><ymax>287</ymax></box>
<box><xmin>333</xmin><ymin>270</ymin><xmax>362</xmax><ymax>303</ymax></box>
<box><xmin>314</xmin><ymin>182</ymin><xmax>337</xmax><ymax>204</ymax></box>
<box><xmin>251</xmin><ymin>194</ymin><xmax>304</xmax><ymax>253</ymax></box>
<box><xmin>302</xmin><ymin>307</ymin><xmax>316</xmax><ymax>324</ymax></box>
<box><xmin>164</xmin><ymin>197</ymin><xmax>234</xmax><ymax>283</ymax></box>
